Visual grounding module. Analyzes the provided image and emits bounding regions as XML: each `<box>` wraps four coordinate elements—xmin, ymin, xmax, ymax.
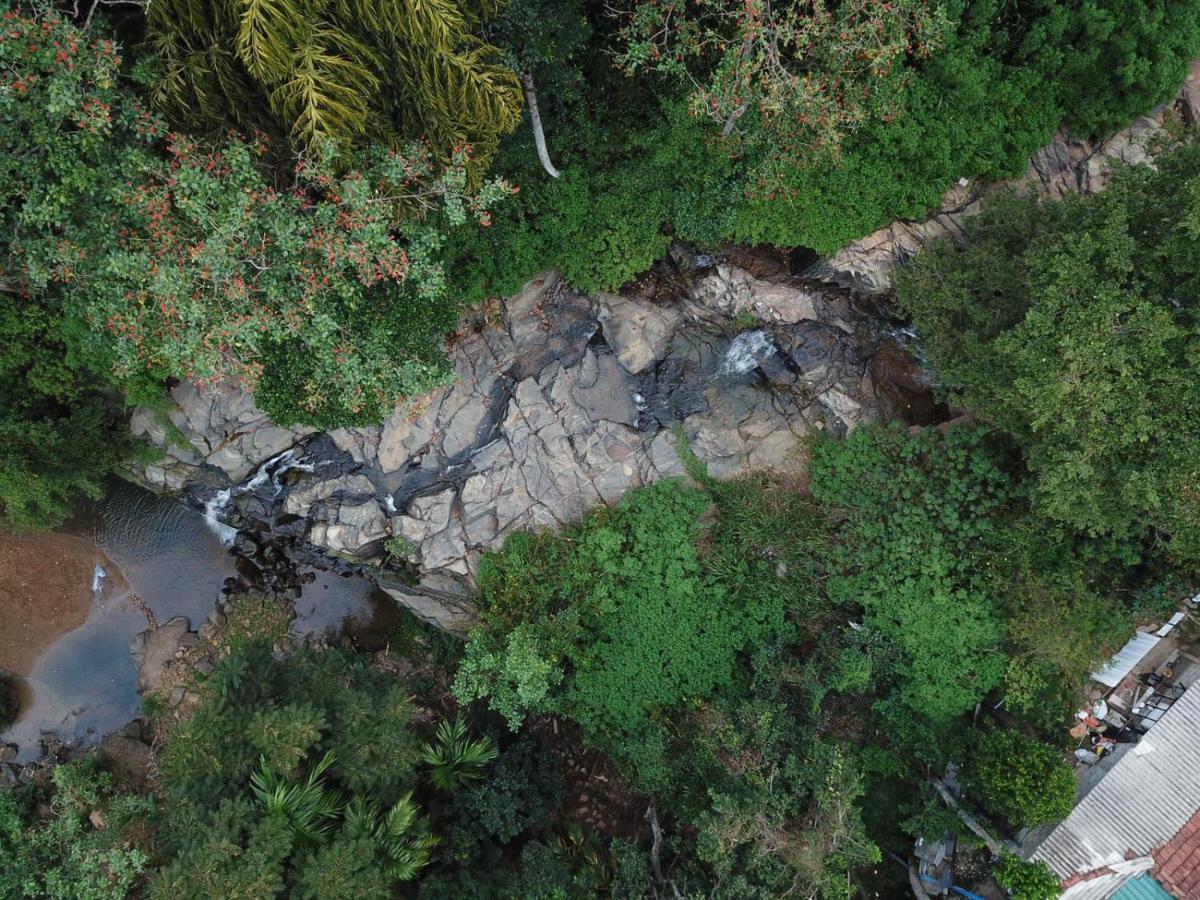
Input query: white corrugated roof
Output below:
<box><xmin>1092</xmin><ymin>632</ymin><xmax>1161</xmax><ymax>688</ymax></box>
<box><xmin>1025</xmin><ymin>685</ymin><xmax>1200</xmax><ymax>879</ymax></box>
<box><xmin>1059</xmin><ymin>859</ymin><xmax>1154</xmax><ymax>900</ymax></box>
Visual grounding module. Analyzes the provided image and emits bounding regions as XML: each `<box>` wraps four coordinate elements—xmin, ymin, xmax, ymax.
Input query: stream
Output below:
<box><xmin>0</xmin><ymin>478</ymin><xmax>397</xmax><ymax>763</ymax></box>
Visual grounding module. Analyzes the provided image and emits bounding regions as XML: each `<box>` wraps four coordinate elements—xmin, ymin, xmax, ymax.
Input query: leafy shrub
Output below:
<box><xmin>455</xmin><ymin>479</ymin><xmax>789</xmax><ymax>779</ymax></box>
<box><xmin>0</xmin><ymin>759</ymin><xmax>153</xmax><ymax>900</ymax></box>
<box><xmin>0</xmin><ymin>298</ymin><xmax>134</xmax><ymax>531</ymax></box>
<box><xmin>454</xmin><ymin>624</ymin><xmax>564</xmax><ymax>731</ymax></box>
<box><xmin>0</xmin><ymin>10</ymin><xmax>148</xmax><ymax>528</ymax></box>
<box><xmin>810</xmin><ymin>425</ymin><xmax>1015</xmax><ymax>721</ymax></box>
<box><xmin>153</xmin><ymin>643</ymin><xmax>430</xmax><ymax>893</ymax></box>
<box><xmin>1049</xmin><ymin>1</ymin><xmax>1200</xmax><ymax>137</ymax></box>
<box><xmin>691</xmin><ymin>740</ymin><xmax>881</xmax><ymax>899</ymax></box>
<box><xmin>456</xmin><ymin>736</ymin><xmax>564</xmax><ymax>844</ymax></box>
<box><xmin>968</xmin><ymin>729</ymin><xmax>1076</xmax><ymax>828</ymax></box>
<box><xmin>149</xmin><ymin>797</ymin><xmax>292</xmax><ymax>899</ymax></box>
<box><xmin>994</xmin><ymin>854</ymin><xmax>1062</xmax><ymax>900</ymax></box>
<box><xmin>898</xmin><ymin>145</ymin><xmax>1200</xmax><ymax>568</ymax></box>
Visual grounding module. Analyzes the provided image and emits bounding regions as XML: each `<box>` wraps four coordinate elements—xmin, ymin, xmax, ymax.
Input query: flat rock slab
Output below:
<box><xmin>130</xmin><ymin>616</ymin><xmax>190</xmax><ymax>694</ymax></box>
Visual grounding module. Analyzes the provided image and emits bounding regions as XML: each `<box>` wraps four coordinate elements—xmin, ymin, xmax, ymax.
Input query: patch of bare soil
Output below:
<box><xmin>534</xmin><ymin>717</ymin><xmax>649</xmax><ymax>841</ymax></box>
<box><xmin>0</xmin><ymin>531</ymin><xmax>107</xmax><ymax>674</ymax></box>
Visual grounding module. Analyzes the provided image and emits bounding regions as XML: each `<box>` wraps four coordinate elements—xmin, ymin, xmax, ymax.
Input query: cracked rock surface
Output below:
<box><xmin>128</xmin><ymin>267</ymin><xmax>897</xmax><ymax>630</ymax></box>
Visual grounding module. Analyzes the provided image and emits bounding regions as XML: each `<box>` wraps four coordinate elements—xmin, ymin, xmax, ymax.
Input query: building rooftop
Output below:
<box><xmin>1024</xmin><ymin>683</ymin><xmax>1200</xmax><ymax>894</ymax></box>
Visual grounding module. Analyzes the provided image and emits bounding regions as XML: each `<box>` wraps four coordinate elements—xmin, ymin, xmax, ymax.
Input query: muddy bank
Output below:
<box><xmin>0</xmin><ymin>532</ymin><xmax>110</xmax><ymax>675</ymax></box>
<box><xmin>0</xmin><ymin>478</ymin><xmax>402</xmax><ymax>764</ymax></box>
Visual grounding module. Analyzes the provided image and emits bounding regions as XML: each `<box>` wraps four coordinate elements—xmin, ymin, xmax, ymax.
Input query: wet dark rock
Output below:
<box><xmin>869</xmin><ymin>341</ymin><xmax>947</xmax><ymax>427</ymax></box>
<box><xmin>772</xmin><ymin>321</ymin><xmax>866</xmax><ymax>392</ymax></box>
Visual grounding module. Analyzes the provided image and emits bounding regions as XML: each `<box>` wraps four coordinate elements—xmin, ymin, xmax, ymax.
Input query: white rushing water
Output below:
<box><xmin>202</xmin><ymin>487</ymin><xmax>239</xmax><ymax>546</ymax></box>
<box><xmin>721</xmin><ymin>329</ymin><xmax>776</xmax><ymax>375</ymax></box>
<box><xmin>202</xmin><ymin>447</ymin><xmax>309</xmax><ymax>546</ymax></box>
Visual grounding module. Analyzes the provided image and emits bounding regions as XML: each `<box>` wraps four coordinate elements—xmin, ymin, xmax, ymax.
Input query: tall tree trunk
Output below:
<box><xmin>522</xmin><ymin>72</ymin><xmax>561</xmax><ymax>179</ymax></box>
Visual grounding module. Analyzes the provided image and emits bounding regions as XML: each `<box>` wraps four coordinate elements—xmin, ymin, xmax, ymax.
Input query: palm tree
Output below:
<box><xmin>145</xmin><ymin>0</ymin><xmax>523</xmax><ymax>159</ymax></box>
<box><xmin>342</xmin><ymin>794</ymin><xmax>439</xmax><ymax>882</ymax></box>
<box><xmin>250</xmin><ymin>749</ymin><xmax>342</xmax><ymax>845</ymax></box>
<box><xmin>420</xmin><ymin>716</ymin><xmax>499</xmax><ymax>790</ymax></box>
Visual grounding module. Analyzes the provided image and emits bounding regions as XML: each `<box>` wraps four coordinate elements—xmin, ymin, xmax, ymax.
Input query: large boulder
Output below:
<box><xmin>595</xmin><ymin>292</ymin><xmax>680</xmax><ymax>374</ymax></box>
<box><xmin>129</xmin><ymin>617</ymin><xmax>190</xmax><ymax>693</ymax></box>
<box><xmin>98</xmin><ymin>727</ymin><xmax>153</xmax><ymax>791</ymax></box>
<box><xmin>130</xmin><ymin>381</ymin><xmax>311</xmax><ymax>486</ymax></box>
<box><xmin>690</xmin><ymin>265</ymin><xmax>821</xmax><ymax>324</ymax></box>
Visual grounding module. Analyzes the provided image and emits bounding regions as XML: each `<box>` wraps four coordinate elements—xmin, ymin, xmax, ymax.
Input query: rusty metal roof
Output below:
<box><xmin>1025</xmin><ymin>684</ymin><xmax>1200</xmax><ymax>881</ymax></box>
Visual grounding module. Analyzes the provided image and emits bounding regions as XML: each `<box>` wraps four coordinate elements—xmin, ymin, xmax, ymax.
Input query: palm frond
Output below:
<box><xmin>377</xmin><ymin>791</ymin><xmax>438</xmax><ymax>882</ymax></box>
<box><xmin>237</xmin><ymin>0</ymin><xmax>307</xmax><ymax>82</ymax></box>
<box><xmin>249</xmin><ymin>750</ymin><xmax>343</xmax><ymax>845</ymax></box>
<box><xmin>420</xmin><ymin>717</ymin><xmax>499</xmax><ymax>791</ymax></box>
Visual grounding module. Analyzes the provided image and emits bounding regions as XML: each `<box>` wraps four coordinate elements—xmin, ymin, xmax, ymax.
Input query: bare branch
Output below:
<box><xmin>522</xmin><ymin>72</ymin><xmax>561</xmax><ymax>179</ymax></box>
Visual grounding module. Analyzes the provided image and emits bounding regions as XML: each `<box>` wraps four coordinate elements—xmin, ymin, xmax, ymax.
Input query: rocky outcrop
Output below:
<box><xmin>128</xmin><ymin>266</ymin><xmax>898</xmax><ymax>631</ymax></box>
<box><xmin>812</xmin><ymin>64</ymin><xmax>1200</xmax><ymax>294</ymax></box>
<box><xmin>98</xmin><ymin>722</ymin><xmax>153</xmax><ymax>790</ymax></box>
<box><xmin>132</xmin><ymin>381</ymin><xmax>312</xmax><ymax>490</ymax></box>
<box><xmin>129</xmin><ymin>616</ymin><xmax>192</xmax><ymax>693</ymax></box>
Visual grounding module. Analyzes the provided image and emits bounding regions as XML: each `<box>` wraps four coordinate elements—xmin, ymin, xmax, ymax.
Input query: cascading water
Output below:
<box><xmin>202</xmin><ymin>487</ymin><xmax>238</xmax><ymax>546</ymax></box>
<box><xmin>721</xmin><ymin>329</ymin><xmax>777</xmax><ymax>375</ymax></box>
<box><xmin>202</xmin><ymin>447</ymin><xmax>310</xmax><ymax>546</ymax></box>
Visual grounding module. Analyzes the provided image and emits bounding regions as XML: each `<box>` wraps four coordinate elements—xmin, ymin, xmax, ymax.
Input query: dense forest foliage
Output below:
<box><xmin>2</xmin><ymin>0</ymin><xmax>1200</xmax><ymax>897</ymax></box>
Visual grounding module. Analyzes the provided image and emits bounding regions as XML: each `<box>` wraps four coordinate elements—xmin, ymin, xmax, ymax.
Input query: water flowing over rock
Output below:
<box><xmin>131</xmin><ymin>381</ymin><xmax>313</xmax><ymax>491</ymax></box>
<box><xmin>127</xmin><ymin>266</ymin><xmax>903</xmax><ymax>630</ymax></box>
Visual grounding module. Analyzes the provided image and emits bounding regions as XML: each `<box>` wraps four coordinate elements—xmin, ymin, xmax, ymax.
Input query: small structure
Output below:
<box><xmin>1092</xmin><ymin>631</ymin><xmax>1167</xmax><ymax>689</ymax></box>
<box><xmin>1020</xmin><ymin>682</ymin><xmax>1200</xmax><ymax>898</ymax></box>
<box><xmin>915</xmin><ymin>763</ymin><xmax>962</xmax><ymax>894</ymax></box>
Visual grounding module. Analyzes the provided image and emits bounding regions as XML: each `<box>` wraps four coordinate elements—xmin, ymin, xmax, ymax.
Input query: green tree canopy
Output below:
<box><xmin>897</xmin><ymin>143</ymin><xmax>1200</xmax><ymax>569</ymax></box>
<box><xmin>810</xmin><ymin>425</ymin><xmax>1015</xmax><ymax>723</ymax></box>
<box><xmin>968</xmin><ymin>728</ymin><xmax>1076</xmax><ymax>827</ymax></box>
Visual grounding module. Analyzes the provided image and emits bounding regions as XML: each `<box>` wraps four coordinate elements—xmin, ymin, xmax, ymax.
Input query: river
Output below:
<box><xmin>0</xmin><ymin>478</ymin><xmax>396</xmax><ymax>763</ymax></box>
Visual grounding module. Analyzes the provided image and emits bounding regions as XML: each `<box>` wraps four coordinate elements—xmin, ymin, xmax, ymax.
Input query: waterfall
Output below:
<box><xmin>202</xmin><ymin>487</ymin><xmax>238</xmax><ymax>546</ymax></box>
<box><xmin>202</xmin><ymin>447</ymin><xmax>310</xmax><ymax>546</ymax></box>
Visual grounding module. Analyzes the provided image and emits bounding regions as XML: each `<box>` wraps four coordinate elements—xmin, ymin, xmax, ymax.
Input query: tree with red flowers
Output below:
<box><xmin>1</xmin><ymin>7</ymin><xmax>513</xmax><ymax>432</ymax></box>
<box><xmin>613</xmin><ymin>0</ymin><xmax>949</xmax><ymax>166</ymax></box>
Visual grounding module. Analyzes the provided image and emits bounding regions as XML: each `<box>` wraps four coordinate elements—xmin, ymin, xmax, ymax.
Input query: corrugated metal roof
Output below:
<box><xmin>1111</xmin><ymin>874</ymin><xmax>1175</xmax><ymax>900</ymax></box>
<box><xmin>1026</xmin><ymin>684</ymin><xmax>1200</xmax><ymax>880</ymax></box>
<box><xmin>1063</xmin><ymin>870</ymin><xmax>1138</xmax><ymax>900</ymax></box>
<box><xmin>1093</xmin><ymin>632</ymin><xmax>1162</xmax><ymax>688</ymax></box>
